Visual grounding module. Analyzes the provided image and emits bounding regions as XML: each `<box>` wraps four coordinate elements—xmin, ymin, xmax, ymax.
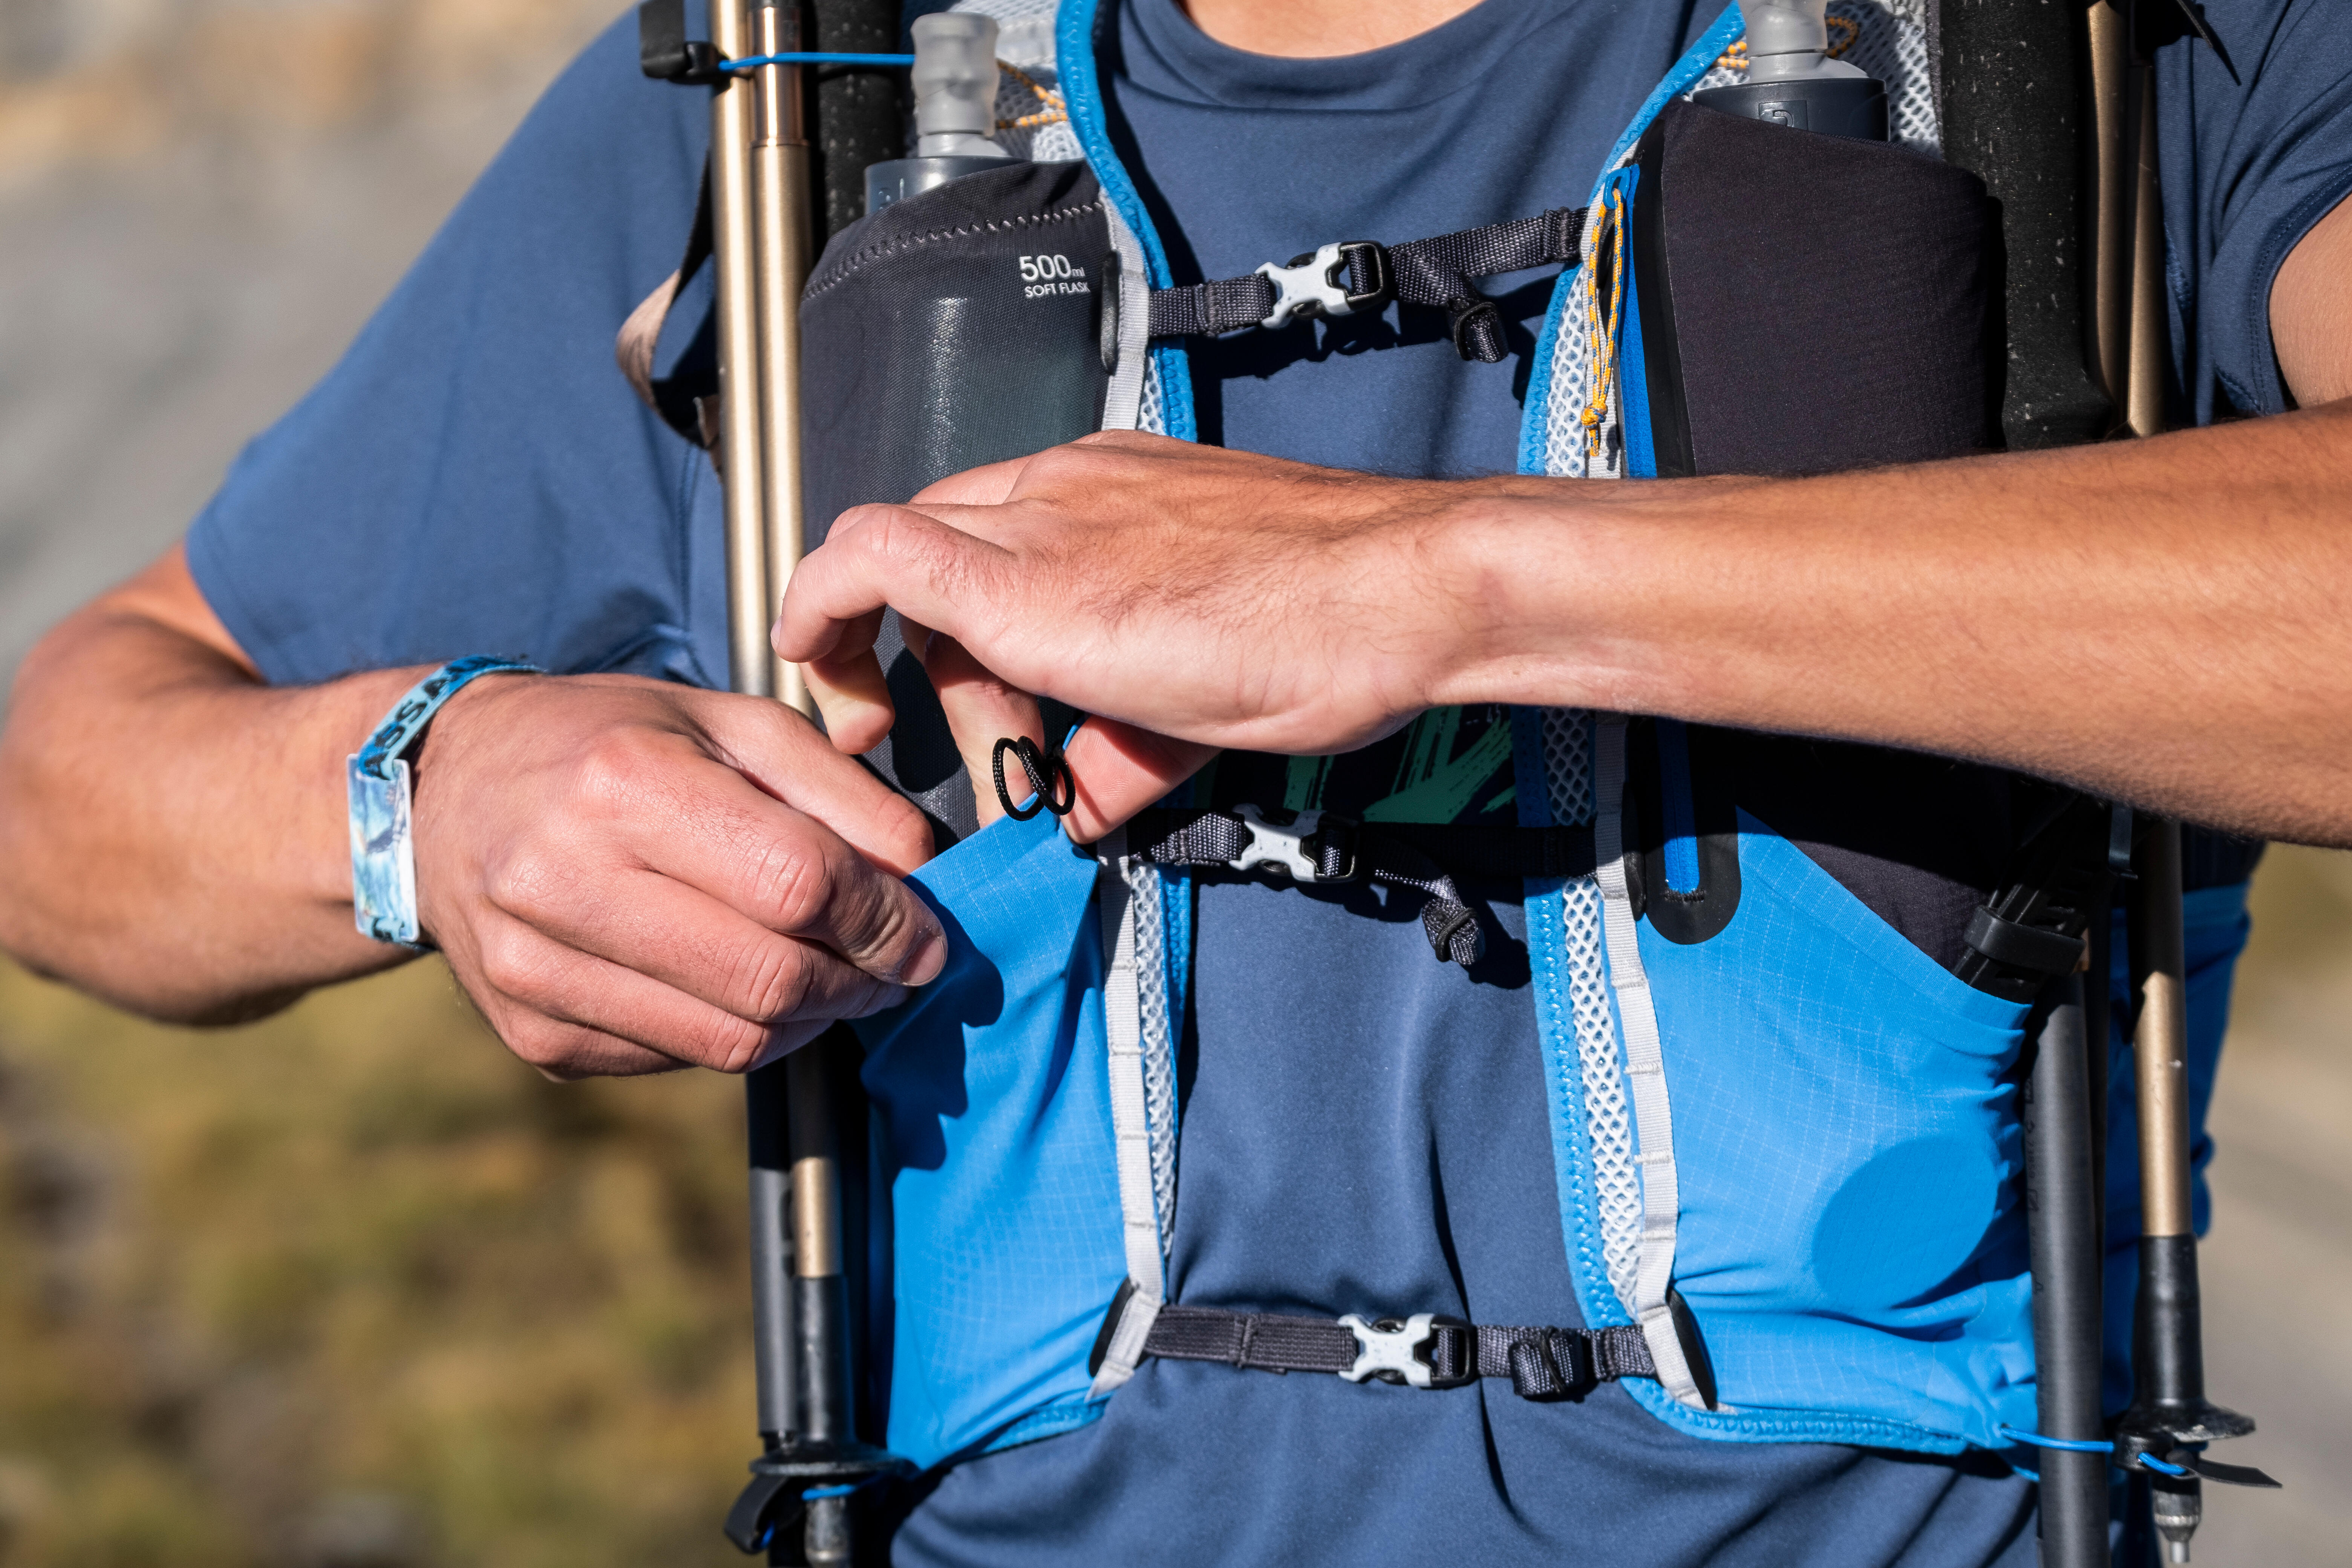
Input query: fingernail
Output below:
<box><xmin>905</xmin><ymin>928</ymin><xmax>949</xmax><ymax>986</ymax></box>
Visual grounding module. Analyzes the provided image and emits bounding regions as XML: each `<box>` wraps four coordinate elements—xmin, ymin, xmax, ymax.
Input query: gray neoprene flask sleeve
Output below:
<box><xmin>800</xmin><ymin>159</ymin><xmax>1112</xmax><ymax>535</ymax></box>
<box><xmin>798</xmin><ymin>159</ymin><xmax>1113</xmax><ymax>846</ymax></box>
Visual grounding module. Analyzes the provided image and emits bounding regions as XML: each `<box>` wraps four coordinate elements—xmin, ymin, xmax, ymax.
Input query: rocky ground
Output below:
<box><xmin>0</xmin><ymin>3</ymin><xmax>2345</xmax><ymax>1562</ymax></box>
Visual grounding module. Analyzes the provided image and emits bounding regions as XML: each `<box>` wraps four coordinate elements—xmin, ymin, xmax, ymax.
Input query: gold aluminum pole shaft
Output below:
<box><xmin>710</xmin><ymin>0</ymin><xmax>773</xmax><ymax>700</ymax></box>
<box><xmin>750</xmin><ymin>1</ymin><xmax>816</xmax><ymax>715</ymax></box>
<box><xmin>743</xmin><ymin>0</ymin><xmax>838</xmax><ymax>1297</ymax></box>
<box><xmin>744</xmin><ymin>32</ymin><xmax>851</xmax><ymax>1560</ymax></box>
<box><xmin>2123</xmin><ymin>56</ymin><xmax>2190</xmax><ymax>1238</ymax></box>
<box><xmin>2087</xmin><ymin>0</ymin><xmax>2133</xmax><ymax>417</ymax></box>
<box><xmin>2132</xmin><ymin>821</ymin><xmax>2194</xmax><ymax>1238</ymax></box>
<box><xmin>2125</xmin><ymin>64</ymin><xmax>2168</xmax><ymax>443</ymax></box>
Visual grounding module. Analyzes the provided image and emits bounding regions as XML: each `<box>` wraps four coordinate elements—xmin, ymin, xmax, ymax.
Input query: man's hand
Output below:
<box><xmin>777</xmin><ymin>435</ymin><xmax>1515</xmax><ymax>835</ymax></box>
<box><xmin>410</xmin><ymin>674</ymin><xmax>944</xmax><ymax>1079</ymax></box>
<box><xmin>776</xmin><ymin>399</ymin><xmax>2352</xmax><ymax>847</ymax></box>
<box><xmin>0</xmin><ymin>545</ymin><xmax>945</xmax><ymax>1073</ymax></box>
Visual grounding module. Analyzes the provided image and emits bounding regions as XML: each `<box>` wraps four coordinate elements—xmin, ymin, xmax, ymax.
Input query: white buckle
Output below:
<box><xmin>1233</xmin><ymin>804</ymin><xmax>1326</xmax><ymax>882</ymax></box>
<box><xmin>1338</xmin><ymin>1313</ymin><xmax>1437</xmax><ymax>1389</ymax></box>
<box><xmin>1254</xmin><ymin>242</ymin><xmax>1356</xmax><ymax>330</ymax></box>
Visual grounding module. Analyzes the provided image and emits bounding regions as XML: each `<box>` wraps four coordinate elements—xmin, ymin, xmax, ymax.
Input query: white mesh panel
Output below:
<box><xmin>958</xmin><ymin>0</ymin><xmax>1077</xmax><ymax>163</ymax></box>
<box><xmin>1539</xmin><ymin>706</ymin><xmax>1596</xmax><ymax>827</ymax></box>
<box><xmin>1537</xmin><ymin>200</ymin><xmax>1615</xmax><ymax>481</ymax></box>
<box><xmin>1829</xmin><ymin>0</ymin><xmax>1940</xmax><ymax>155</ymax></box>
<box><xmin>1566</xmin><ymin>874</ymin><xmax>1641</xmax><ymax>1314</ymax></box>
<box><xmin>1539</xmin><ymin>707</ymin><xmax>1640</xmax><ymax>1318</ymax></box>
<box><xmin>1136</xmin><ymin>353</ymin><xmax>1166</xmax><ymax>436</ymax></box>
<box><xmin>1127</xmin><ymin>862</ymin><xmax>1180</xmax><ymax>1254</ymax></box>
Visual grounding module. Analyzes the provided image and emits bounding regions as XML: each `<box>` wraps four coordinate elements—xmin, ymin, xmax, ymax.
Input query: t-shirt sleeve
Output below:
<box><xmin>186</xmin><ymin>15</ymin><xmax>726</xmax><ymax>689</ymax></box>
<box><xmin>2159</xmin><ymin>0</ymin><xmax>2352</xmax><ymax>421</ymax></box>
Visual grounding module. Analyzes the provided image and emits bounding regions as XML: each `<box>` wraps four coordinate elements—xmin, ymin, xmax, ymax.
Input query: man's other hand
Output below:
<box><xmin>412</xmin><ymin>674</ymin><xmax>944</xmax><ymax>1079</ymax></box>
<box><xmin>775</xmin><ymin>435</ymin><xmax>1507</xmax><ymax>835</ymax></box>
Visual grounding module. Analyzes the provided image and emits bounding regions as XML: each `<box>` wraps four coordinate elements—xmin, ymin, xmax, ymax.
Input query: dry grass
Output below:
<box><xmin>0</xmin><ymin>956</ymin><xmax>755</xmax><ymax>1568</ymax></box>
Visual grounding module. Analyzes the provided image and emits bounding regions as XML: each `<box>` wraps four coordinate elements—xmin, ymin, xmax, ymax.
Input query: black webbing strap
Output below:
<box><xmin>1146</xmin><ymin>206</ymin><xmax>1584</xmax><ymax>362</ymax></box>
<box><xmin>1141</xmin><ymin>1304</ymin><xmax>1657</xmax><ymax>1400</ymax></box>
<box><xmin>1122</xmin><ymin>807</ymin><xmax>1594</xmax><ymax>969</ymax></box>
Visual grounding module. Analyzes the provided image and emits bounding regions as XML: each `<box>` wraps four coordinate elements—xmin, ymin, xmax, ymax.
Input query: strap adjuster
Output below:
<box><xmin>1232</xmin><ymin>804</ymin><xmax>1357</xmax><ymax>883</ymax></box>
<box><xmin>1254</xmin><ymin>241</ymin><xmax>1393</xmax><ymax>329</ymax></box>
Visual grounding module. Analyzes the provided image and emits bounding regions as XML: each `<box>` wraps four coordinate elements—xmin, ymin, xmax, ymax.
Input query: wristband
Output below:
<box><xmin>348</xmin><ymin>656</ymin><xmax>540</xmax><ymax>945</ymax></box>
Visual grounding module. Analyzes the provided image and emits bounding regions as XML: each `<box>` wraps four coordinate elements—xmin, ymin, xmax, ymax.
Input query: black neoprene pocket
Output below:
<box><xmin>1632</xmin><ymin>95</ymin><xmax>2000</xmax><ymax>477</ymax></box>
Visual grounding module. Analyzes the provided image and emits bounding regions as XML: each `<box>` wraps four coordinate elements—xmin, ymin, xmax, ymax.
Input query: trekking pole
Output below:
<box><xmin>2115</xmin><ymin>817</ymin><xmax>2279</xmax><ymax>1559</ymax></box>
<box><xmin>634</xmin><ymin>2</ymin><xmax>910</xmax><ymax>1556</ymax></box>
<box><xmin>739</xmin><ymin>5</ymin><xmax>907</xmax><ymax>1562</ymax></box>
<box><xmin>2101</xmin><ymin>32</ymin><xmax>2277</xmax><ymax>1558</ymax></box>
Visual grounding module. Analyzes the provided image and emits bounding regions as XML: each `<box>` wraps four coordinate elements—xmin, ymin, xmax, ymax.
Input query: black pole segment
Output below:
<box><xmin>2132</xmin><ymin>1234</ymin><xmax>2207</xmax><ymax>1418</ymax></box>
<box><xmin>1936</xmin><ymin>0</ymin><xmax>2115</xmax><ymax>447</ymax></box>
<box><xmin>748</xmin><ymin>1062</ymin><xmax>799</xmax><ymax>1449</ymax></box>
<box><xmin>806</xmin><ymin>0</ymin><xmax>907</xmax><ymax>238</ymax></box>
<box><xmin>787</xmin><ymin>1038</ymin><xmax>855</xmax><ymax>1449</ymax></box>
<box><xmin>2024</xmin><ymin>972</ymin><xmax>2111</xmax><ymax>1567</ymax></box>
<box><xmin>2083</xmin><ymin>865</ymin><xmax>2112</xmax><ymax>1265</ymax></box>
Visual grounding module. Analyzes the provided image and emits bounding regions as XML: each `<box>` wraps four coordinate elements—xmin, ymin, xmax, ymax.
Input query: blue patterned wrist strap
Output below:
<box><xmin>348</xmin><ymin>656</ymin><xmax>540</xmax><ymax>945</ymax></box>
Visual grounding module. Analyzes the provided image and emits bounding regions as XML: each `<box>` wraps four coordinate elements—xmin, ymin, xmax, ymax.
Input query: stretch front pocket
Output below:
<box><xmin>1638</xmin><ymin>809</ymin><xmax>2036</xmax><ymax>1447</ymax></box>
<box><xmin>853</xmin><ymin>807</ymin><xmax>1127</xmax><ymax>1470</ymax></box>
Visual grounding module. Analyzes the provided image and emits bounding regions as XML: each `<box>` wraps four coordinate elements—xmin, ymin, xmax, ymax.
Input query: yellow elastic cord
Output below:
<box><xmin>997</xmin><ymin>61</ymin><xmax>1069</xmax><ymax>130</ymax></box>
<box><xmin>1580</xmin><ymin>187</ymin><xmax>1629</xmax><ymax>462</ymax></box>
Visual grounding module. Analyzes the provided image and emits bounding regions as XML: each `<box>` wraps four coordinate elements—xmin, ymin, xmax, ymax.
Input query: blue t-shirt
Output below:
<box><xmin>184</xmin><ymin>3</ymin><xmax>2347</xmax><ymax>1564</ymax></box>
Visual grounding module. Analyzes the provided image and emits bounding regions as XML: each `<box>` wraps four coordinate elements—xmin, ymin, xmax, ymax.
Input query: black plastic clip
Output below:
<box><xmin>639</xmin><ymin>0</ymin><xmax>725</xmax><ymax>84</ymax></box>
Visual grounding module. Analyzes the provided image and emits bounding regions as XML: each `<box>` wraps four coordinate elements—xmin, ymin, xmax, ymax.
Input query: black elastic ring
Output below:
<box><xmin>992</xmin><ymin>736</ymin><xmax>1076</xmax><ymax>822</ymax></box>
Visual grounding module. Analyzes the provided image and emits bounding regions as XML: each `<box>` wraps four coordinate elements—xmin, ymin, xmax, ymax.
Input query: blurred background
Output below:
<box><xmin>0</xmin><ymin>2</ymin><xmax>2346</xmax><ymax>1563</ymax></box>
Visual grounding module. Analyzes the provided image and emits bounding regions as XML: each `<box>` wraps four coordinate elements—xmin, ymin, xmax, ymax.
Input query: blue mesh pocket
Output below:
<box><xmin>1636</xmin><ymin>811</ymin><xmax>2038</xmax><ymax>1450</ymax></box>
<box><xmin>853</xmin><ymin>807</ymin><xmax>1126</xmax><ymax>1470</ymax></box>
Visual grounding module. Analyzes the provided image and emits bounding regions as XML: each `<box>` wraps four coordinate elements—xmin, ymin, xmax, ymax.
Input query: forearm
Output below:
<box><xmin>0</xmin><ymin>588</ymin><xmax>418</xmax><ymax>1021</ymax></box>
<box><xmin>1455</xmin><ymin>399</ymin><xmax>2352</xmax><ymax>843</ymax></box>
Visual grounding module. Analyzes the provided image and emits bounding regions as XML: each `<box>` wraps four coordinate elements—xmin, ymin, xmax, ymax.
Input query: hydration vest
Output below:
<box><xmin>767</xmin><ymin>0</ymin><xmax>2257</xmax><ymax>1480</ymax></box>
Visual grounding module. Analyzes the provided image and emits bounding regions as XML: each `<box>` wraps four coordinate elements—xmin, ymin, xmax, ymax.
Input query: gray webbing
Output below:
<box><xmin>1100</xmin><ymin>202</ymin><xmax>1150</xmax><ymax>432</ymax></box>
<box><xmin>1089</xmin><ymin>830</ymin><xmax>1166</xmax><ymax>1395</ymax></box>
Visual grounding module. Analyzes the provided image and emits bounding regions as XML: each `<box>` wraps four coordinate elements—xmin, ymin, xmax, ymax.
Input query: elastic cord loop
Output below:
<box><xmin>1997</xmin><ymin>1426</ymin><xmax>2114</xmax><ymax>1454</ymax></box>
<box><xmin>1997</xmin><ymin>1425</ymin><xmax>2198</xmax><ymax>1476</ymax></box>
<box><xmin>991</xmin><ymin>736</ymin><xmax>1076</xmax><ymax>822</ymax></box>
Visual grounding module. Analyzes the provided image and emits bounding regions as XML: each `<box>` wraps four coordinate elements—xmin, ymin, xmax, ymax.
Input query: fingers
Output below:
<box><xmin>695</xmin><ymin>694</ymin><xmax>936</xmax><ymax>876</ymax></box>
<box><xmin>539</xmin><ymin>720</ymin><xmax>945</xmax><ymax>976</ymax></box>
<box><xmin>916</xmin><ymin>628</ymin><xmax>1045</xmax><ymax>828</ymax></box>
<box><xmin>631</xmin><ymin>770</ymin><xmax>945</xmax><ymax>982</ymax></box>
<box><xmin>775</xmin><ymin>503</ymin><xmax>1013</xmax><ymax>671</ymax></box>
<box><xmin>497</xmin><ymin>862</ymin><xmax>908</xmax><ymax>1031</ymax></box>
<box><xmin>467</xmin><ymin>910</ymin><xmax>836</xmax><ymax>1078</ymax></box>
<box><xmin>799</xmin><ymin>607</ymin><xmax>896</xmax><ymax>756</ymax></box>
<box><xmin>1060</xmin><ymin>721</ymin><xmax>1219</xmax><ymax>842</ymax></box>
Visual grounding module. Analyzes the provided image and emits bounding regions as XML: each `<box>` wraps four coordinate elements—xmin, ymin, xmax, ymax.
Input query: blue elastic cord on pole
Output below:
<box><xmin>1998</xmin><ymin>1426</ymin><xmax>2115</xmax><ymax>1454</ymax></box>
<box><xmin>1997</xmin><ymin>1426</ymin><xmax>2194</xmax><ymax>1476</ymax></box>
<box><xmin>801</xmin><ymin>1483</ymin><xmax>862</xmax><ymax>1501</ymax></box>
<box><xmin>723</xmin><ymin>52</ymin><xmax>915</xmax><ymax>70</ymax></box>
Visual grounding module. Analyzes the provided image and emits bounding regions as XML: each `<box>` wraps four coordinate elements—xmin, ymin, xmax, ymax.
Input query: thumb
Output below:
<box><xmin>1060</xmin><ymin>722</ymin><xmax>1219</xmax><ymax>844</ymax></box>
